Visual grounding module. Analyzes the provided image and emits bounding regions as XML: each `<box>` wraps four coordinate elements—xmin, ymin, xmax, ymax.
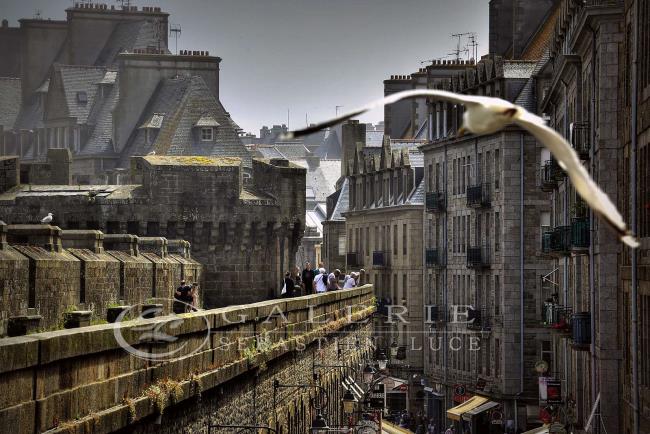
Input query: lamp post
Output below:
<box><xmin>273</xmin><ymin>380</ymin><xmax>331</xmax><ymax>432</ymax></box>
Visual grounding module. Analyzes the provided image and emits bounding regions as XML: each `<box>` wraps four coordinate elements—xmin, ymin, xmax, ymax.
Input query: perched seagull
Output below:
<box><xmin>284</xmin><ymin>89</ymin><xmax>639</xmax><ymax>248</ymax></box>
<box><xmin>147</xmin><ymin>150</ymin><xmax>156</xmax><ymax>156</ymax></box>
<box><xmin>41</xmin><ymin>213</ymin><xmax>53</xmax><ymax>224</ymax></box>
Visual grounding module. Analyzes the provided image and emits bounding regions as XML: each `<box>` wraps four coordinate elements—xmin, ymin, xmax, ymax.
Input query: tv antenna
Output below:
<box><xmin>420</xmin><ymin>56</ymin><xmax>448</xmax><ymax>64</ymax></box>
<box><xmin>451</xmin><ymin>32</ymin><xmax>473</xmax><ymax>62</ymax></box>
<box><xmin>169</xmin><ymin>24</ymin><xmax>182</xmax><ymax>55</ymax></box>
<box><xmin>115</xmin><ymin>0</ymin><xmax>131</xmax><ymax>9</ymax></box>
<box><xmin>33</xmin><ymin>9</ymin><xmax>43</xmax><ymax>19</ymax></box>
<box><xmin>467</xmin><ymin>33</ymin><xmax>479</xmax><ymax>63</ymax></box>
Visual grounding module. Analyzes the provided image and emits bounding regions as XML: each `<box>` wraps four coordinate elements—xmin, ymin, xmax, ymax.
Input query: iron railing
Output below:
<box><xmin>466</xmin><ymin>183</ymin><xmax>491</xmax><ymax>208</ymax></box>
<box><xmin>542</xmin><ymin>303</ymin><xmax>572</xmax><ymax>330</ymax></box>
<box><xmin>372</xmin><ymin>251</ymin><xmax>388</xmax><ymax>267</ymax></box>
<box><xmin>467</xmin><ymin>245</ymin><xmax>490</xmax><ymax>269</ymax></box>
<box><xmin>541</xmin><ymin>159</ymin><xmax>563</xmax><ymax>191</ymax></box>
<box><xmin>542</xmin><ymin>226</ymin><xmax>571</xmax><ymax>255</ymax></box>
<box><xmin>467</xmin><ymin>308</ymin><xmax>491</xmax><ymax>332</ymax></box>
<box><xmin>425</xmin><ymin>191</ymin><xmax>446</xmax><ymax>212</ymax></box>
<box><xmin>425</xmin><ymin>248</ymin><xmax>446</xmax><ymax>268</ymax></box>
<box><xmin>571</xmin><ymin>122</ymin><xmax>590</xmax><ymax>160</ymax></box>
<box><xmin>571</xmin><ymin>312</ymin><xmax>591</xmax><ymax>347</ymax></box>
<box><xmin>571</xmin><ymin>217</ymin><xmax>589</xmax><ymax>250</ymax></box>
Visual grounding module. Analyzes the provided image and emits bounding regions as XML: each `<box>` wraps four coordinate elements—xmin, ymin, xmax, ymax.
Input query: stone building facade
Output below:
<box><xmin>342</xmin><ymin>134</ymin><xmax>427</xmax><ymax>409</ymax></box>
<box><xmin>0</xmin><ymin>3</ymin><xmax>249</xmax><ymax>184</ymax></box>
<box><xmin>0</xmin><ymin>155</ymin><xmax>306</xmax><ymax>309</ymax></box>
<box><xmin>0</xmin><ymin>221</ymin><xmax>201</xmax><ymax>336</ymax></box>
<box><xmin>419</xmin><ymin>54</ymin><xmax>555</xmax><ymax>431</ymax></box>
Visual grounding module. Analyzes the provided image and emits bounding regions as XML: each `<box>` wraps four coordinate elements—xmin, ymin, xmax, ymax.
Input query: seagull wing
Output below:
<box><xmin>514</xmin><ymin>110</ymin><xmax>639</xmax><ymax>248</ymax></box>
<box><xmin>284</xmin><ymin>89</ymin><xmax>488</xmax><ymax>139</ymax></box>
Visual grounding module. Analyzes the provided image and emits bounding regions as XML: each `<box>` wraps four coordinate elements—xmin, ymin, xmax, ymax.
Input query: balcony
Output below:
<box><xmin>542</xmin><ymin>226</ymin><xmax>571</xmax><ymax>256</ymax></box>
<box><xmin>425</xmin><ymin>191</ymin><xmax>446</xmax><ymax>213</ymax></box>
<box><xmin>542</xmin><ymin>302</ymin><xmax>572</xmax><ymax>334</ymax></box>
<box><xmin>571</xmin><ymin>312</ymin><xmax>591</xmax><ymax>350</ymax></box>
<box><xmin>466</xmin><ymin>183</ymin><xmax>491</xmax><ymax>208</ymax></box>
<box><xmin>467</xmin><ymin>308</ymin><xmax>491</xmax><ymax>332</ymax></box>
<box><xmin>372</xmin><ymin>251</ymin><xmax>388</xmax><ymax>268</ymax></box>
<box><xmin>425</xmin><ymin>248</ymin><xmax>446</xmax><ymax>268</ymax></box>
<box><xmin>346</xmin><ymin>252</ymin><xmax>360</xmax><ymax>267</ymax></box>
<box><xmin>571</xmin><ymin>122</ymin><xmax>590</xmax><ymax>160</ymax></box>
<box><xmin>540</xmin><ymin>159</ymin><xmax>564</xmax><ymax>191</ymax></box>
<box><xmin>467</xmin><ymin>245</ymin><xmax>490</xmax><ymax>269</ymax></box>
<box><xmin>570</xmin><ymin>217</ymin><xmax>589</xmax><ymax>252</ymax></box>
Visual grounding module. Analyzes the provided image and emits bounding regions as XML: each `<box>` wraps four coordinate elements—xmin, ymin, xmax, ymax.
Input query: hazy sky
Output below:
<box><xmin>1</xmin><ymin>0</ymin><xmax>489</xmax><ymax>134</ymax></box>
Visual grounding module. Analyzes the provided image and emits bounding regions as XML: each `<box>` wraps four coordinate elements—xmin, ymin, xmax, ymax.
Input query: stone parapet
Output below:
<box><xmin>61</xmin><ymin>229</ymin><xmax>104</xmax><ymax>253</ymax></box>
<box><xmin>0</xmin><ymin>285</ymin><xmax>375</xmax><ymax>434</ymax></box>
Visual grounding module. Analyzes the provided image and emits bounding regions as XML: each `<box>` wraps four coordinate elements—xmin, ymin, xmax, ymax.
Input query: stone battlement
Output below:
<box><xmin>0</xmin><ymin>223</ymin><xmax>201</xmax><ymax>336</ymax></box>
<box><xmin>0</xmin><ymin>285</ymin><xmax>375</xmax><ymax>434</ymax></box>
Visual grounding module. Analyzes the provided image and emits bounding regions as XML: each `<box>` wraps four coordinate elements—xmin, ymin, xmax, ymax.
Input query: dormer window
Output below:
<box><xmin>76</xmin><ymin>91</ymin><xmax>88</xmax><ymax>104</ymax></box>
<box><xmin>201</xmin><ymin>127</ymin><xmax>213</xmax><ymax>141</ymax></box>
<box><xmin>194</xmin><ymin>115</ymin><xmax>220</xmax><ymax>143</ymax></box>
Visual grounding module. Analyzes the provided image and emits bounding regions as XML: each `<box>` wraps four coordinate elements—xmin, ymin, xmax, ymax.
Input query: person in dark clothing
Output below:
<box><xmin>174</xmin><ymin>279</ymin><xmax>192</xmax><ymax>313</ymax></box>
<box><xmin>301</xmin><ymin>261</ymin><xmax>316</xmax><ymax>294</ymax></box>
<box><xmin>283</xmin><ymin>271</ymin><xmax>295</xmax><ymax>298</ymax></box>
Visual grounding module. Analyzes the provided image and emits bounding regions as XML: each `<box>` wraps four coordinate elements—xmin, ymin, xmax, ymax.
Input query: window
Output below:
<box><xmin>541</xmin><ymin>340</ymin><xmax>553</xmax><ymax>370</ymax></box>
<box><xmin>201</xmin><ymin>127</ymin><xmax>213</xmax><ymax>141</ymax></box>
<box><xmin>76</xmin><ymin>91</ymin><xmax>88</xmax><ymax>104</ymax></box>
<box><xmin>127</xmin><ymin>221</ymin><xmax>140</xmax><ymax>235</ymax></box>
<box><xmin>494</xmin><ymin>275</ymin><xmax>500</xmax><ymax>316</ymax></box>
<box><xmin>494</xmin><ymin>338</ymin><xmax>501</xmax><ymax>378</ymax></box>
<box><xmin>402</xmin><ymin>274</ymin><xmax>407</xmax><ymax>304</ymax></box>
<box><xmin>402</xmin><ymin>223</ymin><xmax>407</xmax><ymax>256</ymax></box>
<box><xmin>494</xmin><ymin>149</ymin><xmax>500</xmax><ymax>189</ymax></box>
<box><xmin>338</xmin><ymin>234</ymin><xmax>346</xmax><ymax>256</ymax></box>
<box><xmin>393</xmin><ymin>224</ymin><xmax>398</xmax><ymax>255</ymax></box>
<box><xmin>184</xmin><ymin>221</ymin><xmax>195</xmax><ymax>243</ymax></box>
<box><xmin>365</xmin><ymin>227</ymin><xmax>370</xmax><ymax>257</ymax></box>
<box><xmin>495</xmin><ymin>212</ymin><xmax>500</xmax><ymax>252</ymax></box>
<box><xmin>146</xmin><ymin>221</ymin><xmax>160</xmax><ymax>236</ymax></box>
<box><xmin>106</xmin><ymin>221</ymin><xmax>120</xmax><ymax>234</ymax></box>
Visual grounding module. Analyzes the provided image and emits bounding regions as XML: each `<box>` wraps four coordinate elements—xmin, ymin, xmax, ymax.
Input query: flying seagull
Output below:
<box><xmin>284</xmin><ymin>89</ymin><xmax>639</xmax><ymax>248</ymax></box>
<box><xmin>41</xmin><ymin>213</ymin><xmax>53</xmax><ymax>224</ymax></box>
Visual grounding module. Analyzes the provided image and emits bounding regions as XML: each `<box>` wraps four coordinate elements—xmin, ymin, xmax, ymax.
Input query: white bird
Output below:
<box><xmin>147</xmin><ymin>150</ymin><xmax>156</xmax><ymax>156</ymax></box>
<box><xmin>41</xmin><ymin>213</ymin><xmax>53</xmax><ymax>224</ymax></box>
<box><xmin>284</xmin><ymin>89</ymin><xmax>639</xmax><ymax>248</ymax></box>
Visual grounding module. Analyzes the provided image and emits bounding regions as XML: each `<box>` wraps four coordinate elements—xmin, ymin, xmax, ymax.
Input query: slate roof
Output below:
<box><xmin>329</xmin><ymin>178</ymin><xmax>349</xmax><ymax>221</ymax></box>
<box><xmin>274</xmin><ymin>142</ymin><xmax>312</xmax><ymax>159</ymax></box>
<box><xmin>390</xmin><ymin>140</ymin><xmax>425</xmax><ymax>168</ymax></box>
<box><xmin>195</xmin><ymin>115</ymin><xmax>220</xmax><ymax>127</ymax></box>
<box><xmin>0</xmin><ymin>78</ymin><xmax>21</xmax><ymax>129</ymax></box>
<box><xmin>503</xmin><ymin>61</ymin><xmax>538</xmax><ymax>79</ymax></box>
<box><xmin>56</xmin><ymin>64</ymin><xmax>107</xmax><ymax>124</ymax></box>
<box><xmin>255</xmin><ymin>146</ymin><xmax>286</xmax><ymax>159</ymax></box>
<box><xmin>292</xmin><ymin>159</ymin><xmax>341</xmax><ymax>204</ymax></box>
<box><xmin>119</xmin><ymin>76</ymin><xmax>250</xmax><ymax>167</ymax></box>
<box><xmin>366</xmin><ymin>130</ymin><xmax>384</xmax><ymax>147</ymax></box>
<box><xmin>80</xmin><ymin>75</ymin><xmax>120</xmax><ymax>156</ymax></box>
<box><xmin>95</xmin><ymin>21</ymin><xmax>169</xmax><ymax>67</ymax></box>
<box><xmin>515</xmin><ymin>49</ymin><xmax>551</xmax><ymax>113</ymax></box>
<box><xmin>314</xmin><ymin>129</ymin><xmax>341</xmax><ymax>159</ymax></box>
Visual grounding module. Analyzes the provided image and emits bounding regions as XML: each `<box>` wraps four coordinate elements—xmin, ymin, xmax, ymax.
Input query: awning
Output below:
<box><xmin>342</xmin><ymin>376</ymin><xmax>364</xmax><ymax>401</ymax></box>
<box><xmin>461</xmin><ymin>400</ymin><xmax>499</xmax><ymax>421</ymax></box>
<box><xmin>446</xmin><ymin>395</ymin><xmax>489</xmax><ymax>421</ymax></box>
<box><xmin>521</xmin><ymin>426</ymin><xmax>549</xmax><ymax>434</ymax></box>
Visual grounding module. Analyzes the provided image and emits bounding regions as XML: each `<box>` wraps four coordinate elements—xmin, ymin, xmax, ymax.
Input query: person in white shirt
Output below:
<box><xmin>343</xmin><ymin>272</ymin><xmax>359</xmax><ymax>289</ymax></box>
<box><xmin>314</xmin><ymin>268</ymin><xmax>328</xmax><ymax>293</ymax></box>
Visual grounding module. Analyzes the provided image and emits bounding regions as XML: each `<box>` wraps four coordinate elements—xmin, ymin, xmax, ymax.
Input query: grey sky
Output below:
<box><xmin>1</xmin><ymin>0</ymin><xmax>489</xmax><ymax>134</ymax></box>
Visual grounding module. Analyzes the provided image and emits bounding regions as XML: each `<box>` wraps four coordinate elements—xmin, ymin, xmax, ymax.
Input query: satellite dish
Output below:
<box><xmin>535</xmin><ymin>360</ymin><xmax>549</xmax><ymax>374</ymax></box>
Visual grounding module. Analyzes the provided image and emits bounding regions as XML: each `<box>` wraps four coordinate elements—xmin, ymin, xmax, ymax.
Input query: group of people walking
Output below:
<box><xmin>281</xmin><ymin>261</ymin><xmax>362</xmax><ymax>298</ymax></box>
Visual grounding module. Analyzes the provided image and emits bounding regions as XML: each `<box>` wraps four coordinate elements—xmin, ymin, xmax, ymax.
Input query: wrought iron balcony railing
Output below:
<box><xmin>542</xmin><ymin>302</ymin><xmax>572</xmax><ymax>332</ymax></box>
<box><xmin>570</xmin><ymin>122</ymin><xmax>590</xmax><ymax>160</ymax></box>
<box><xmin>466</xmin><ymin>183</ymin><xmax>491</xmax><ymax>208</ymax></box>
<box><xmin>425</xmin><ymin>191</ymin><xmax>446</xmax><ymax>213</ymax></box>
<box><xmin>467</xmin><ymin>245</ymin><xmax>490</xmax><ymax>269</ymax></box>
<box><xmin>570</xmin><ymin>217</ymin><xmax>589</xmax><ymax>251</ymax></box>
<box><xmin>542</xmin><ymin>226</ymin><xmax>571</xmax><ymax>256</ymax></box>
<box><xmin>571</xmin><ymin>312</ymin><xmax>591</xmax><ymax>349</ymax></box>
<box><xmin>372</xmin><ymin>251</ymin><xmax>388</xmax><ymax>267</ymax></box>
<box><xmin>425</xmin><ymin>248</ymin><xmax>446</xmax><ymax>268</ymax></box>
<box><xmin>466</xmin><ymin>308</ymin><xmax>491</xmax><ymax>332</ymax></box>
<box><xmin>541</xmin><ymin>159</ymin><xmax>564</xmax><ymax>191</ymax></box>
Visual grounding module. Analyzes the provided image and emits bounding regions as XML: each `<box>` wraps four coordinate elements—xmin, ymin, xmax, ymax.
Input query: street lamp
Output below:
<box><xmin>310</xmin><ymin>413</ymin><xmax>330</xmax><ymax>433</ymax></box>
<box><xmin>389</xmin><ymin>341</ymin><xmax>398</xmax><ymax>358</ymax></box>
<box><xmin>342</xmin><ymin>389</ymin><xmax>358</xmax><ymax>414</ymax></box>
<box><xmin>376</xmin><ymin>350</ymin><xmax>388</xmax><ymax>371</ymax></box>
<box><xmin>362</xmin><ymin>364</ymin><xmax>375</xmax><ymax>384</ymax></box>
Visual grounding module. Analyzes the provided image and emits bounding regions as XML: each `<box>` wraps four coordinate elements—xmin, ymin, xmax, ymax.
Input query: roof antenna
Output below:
<box><xmin>169</xmin><ymin>24</ymin><xmax>182</xmax><ymax>55</ymax></box>
<box><xmin>33</xmin><ymin>9</ymin><xmax>42</xmax><ymax>20</ymax></box>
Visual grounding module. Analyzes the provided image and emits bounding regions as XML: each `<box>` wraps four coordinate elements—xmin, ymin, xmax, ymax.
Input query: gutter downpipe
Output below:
<box><xmin>561</xmin><ymin>80</ymin><xmax>570</xmax><ymax>401</ymax></box>
<box><xmin>518</xmin><ymin>131</ymin><xmax>525</xmax><ymax>432</ymax></box>
<box><xmin>587</xmin><ymin>23</ymin><xmax>598</xmax><ymax>433</ymax></box>
<box><xmin>631</xmin><ymin>1</ymin><xmax>640</xmax><ymax>432</ymax></box>
<box><xmin>442</xmin><ymin>138</ymin><xmax>449</xmax><ymax>430</ymax></box>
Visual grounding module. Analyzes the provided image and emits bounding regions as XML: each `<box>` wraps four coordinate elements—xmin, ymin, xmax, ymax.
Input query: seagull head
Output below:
<box><xmin>458</xmin><ymin>104</ymin><xmax>520</xmax><ymax>137</ymax></box>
